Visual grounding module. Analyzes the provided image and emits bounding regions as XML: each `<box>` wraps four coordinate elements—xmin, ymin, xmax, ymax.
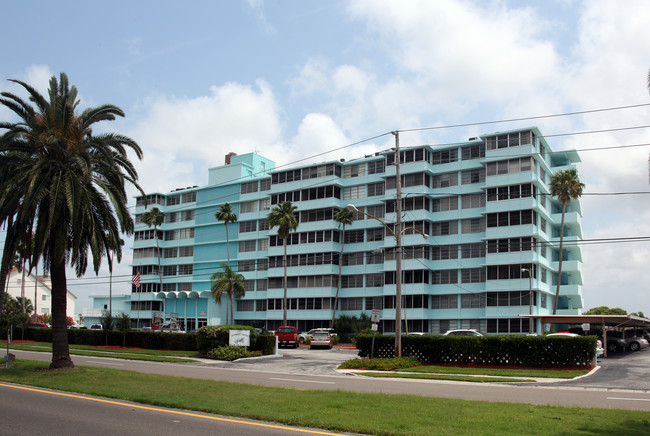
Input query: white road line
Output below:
<box><xmin>607</xmin><ymin>397</ymin><xmax>650</xmax><ymax>402</ymax></box>
<box><xmin>270</xmin><ymin>377</ymin><xmax>335</xmax><ymax>385</ymax></box>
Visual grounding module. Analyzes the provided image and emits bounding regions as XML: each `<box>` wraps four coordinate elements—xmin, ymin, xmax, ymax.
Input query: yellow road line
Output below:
<box><xmin>0</xmin><ymin>383</ymin><xmax>343</xmax><ymax>435</ymax></box>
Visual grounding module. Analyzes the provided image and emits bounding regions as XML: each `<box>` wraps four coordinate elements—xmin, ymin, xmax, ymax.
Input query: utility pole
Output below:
<box><xmin>393</xmin><ymin>131</ymin><xmax>403</xmax><ymax>358</ymax></box>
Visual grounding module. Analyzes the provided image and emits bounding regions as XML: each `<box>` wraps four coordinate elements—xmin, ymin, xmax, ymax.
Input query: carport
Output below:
<box><xmin>521</xmin><ymin>314</ymin><xmax>650</xmax><ymax>357</ymax></box>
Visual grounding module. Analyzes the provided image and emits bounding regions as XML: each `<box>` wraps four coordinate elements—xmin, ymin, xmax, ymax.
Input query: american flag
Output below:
<box><xmin>132</xmin><ymin>271</ymin><xmax>141</xmax><ymax>288</ymax></box>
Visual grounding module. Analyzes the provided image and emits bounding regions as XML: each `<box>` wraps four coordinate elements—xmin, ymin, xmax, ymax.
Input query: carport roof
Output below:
<box><xmin>521</xmin><ymin>314</ymin><xmax>650</xmax><ymax>329</ymax></box>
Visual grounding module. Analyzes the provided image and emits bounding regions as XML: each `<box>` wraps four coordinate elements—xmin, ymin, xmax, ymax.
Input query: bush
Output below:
<box><xmin>354</xmin><ymin>334</ymin><xmax>597</xmax><ymax>368</ymax></box>
<box><xmin>250</xmin><ymin>333</ymin><xmax>276</xmax><ymax>355</ymax></box>
<box><xmin>339</xmin><ymin>356</ymin><xmax>420</xmax><ymax>371</ymax></box>
<box><xmin>196</xmin><ymin>325</ymin><xmax>257</xmax><ymax>355</ymax></box>
<box><xmin>207</xmin><ymin>345</ymin><xmax>262</xmax><ymax>361</ymax></box>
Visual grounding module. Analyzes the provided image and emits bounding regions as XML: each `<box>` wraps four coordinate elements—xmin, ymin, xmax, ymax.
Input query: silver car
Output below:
<box><xmin>309</xmin><ymin>332</ymin><xmax>333</xmax><ymax>349</ymax></box>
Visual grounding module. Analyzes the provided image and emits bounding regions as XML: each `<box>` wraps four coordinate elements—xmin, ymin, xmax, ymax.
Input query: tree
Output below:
<box><xmin>141</xmin><ymin>207</ymin><xmax>164</xmax><ymax>293</ymax></box>
<box><xmin>268</xmin><ymin>201</ymin><xmax>298</xmax><ymax>325</ymax></box>
<box><xmin>0</xmin><ymin>73</ymin><xmax>143</xmax><ymax>368</ymax></box>
<box><xmin>210</xmin><ymin>262</ymin><xmax>245</xmax><ymax>325</ymax></box>
<box><xmin>115</xmin><ymin>312</ymin><xmax>131</xmax><ymax>347</ymax></box>
<box><xmin>215</xmin><ymin>203</ymin><xmax>237</xmax><ymax>262</ymax></box>
<box><xmin>331</xmin><ymin>207</ymin><xmax>354</xmax><ymax>328</ymax></box>
<box><xmin>215</xmin><ymin>203</ymin><xmax>237</xmax><ymax>320</ymax></box>
<box><xmin>584</xmin><ymin>306</ymin><xmax>627</xmax><ymax>315</ymax></box>
<box><xmin>1</xmin><ymin>293</ymin><xmax>32</xmax><ymax>332</ymax></box>
<box><xmin>549</xmin><ymin>168</ymin><xmax>584</xmax><ymax>315</ymax></box>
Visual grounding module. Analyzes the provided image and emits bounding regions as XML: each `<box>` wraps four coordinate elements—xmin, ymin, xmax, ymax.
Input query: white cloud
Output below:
<box><xmin>128</xmin><ymin>80</ymin><xmax>285</xmax><ymax>193</ymax></box>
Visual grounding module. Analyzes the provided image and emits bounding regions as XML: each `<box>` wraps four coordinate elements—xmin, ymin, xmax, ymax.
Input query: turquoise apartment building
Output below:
<box><xmin>87</xmin><ymin>127</ymin><xmax>583</xmax><ymax>334</ymax></box>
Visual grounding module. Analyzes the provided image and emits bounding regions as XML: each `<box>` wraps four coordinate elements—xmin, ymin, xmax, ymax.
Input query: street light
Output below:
<box><xmin>521</xmin><ymin>268</ymin><xmax>533</xmax><ymax>334</ymax></box>
<box><xmin>346</xmin><ymin>203</ymin><xmax>429</xmax><ymax>356</ymax></box>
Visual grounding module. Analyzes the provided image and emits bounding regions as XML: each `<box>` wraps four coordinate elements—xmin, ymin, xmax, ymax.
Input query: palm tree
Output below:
<box><xmin>210</xmin><ymin>262</ymin><xmax>246</xmax><ymax>325</ymax></box>
<box><xmin>141</xmin><ymin>207</ymin><xmax>164</xmax><ymax>292</ymax></box>
<box><xmin>0</xmin><ymin>73</ymin><xmax>143</xmax><ymax>368</ymax></box>
<box><xmin>549</xmin><ymin>168</ymin><xmax>584</xmax><ymax>315</ymax></box>
<box><xmin>215</xmin><ymin>203</ymin><xmax>237</xmax><ymax>320</ymax></box>
<box><xmin>331</xmin><ymin>207</ymin><xmax>354</xmax><ymax>328</ymax></box>
<box><xmin>268</xmin><ymin>201</ymin><xmax>298</xmax><ymax>325</ymax></box>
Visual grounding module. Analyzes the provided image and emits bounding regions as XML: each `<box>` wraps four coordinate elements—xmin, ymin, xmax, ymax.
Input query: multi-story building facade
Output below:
<box><xmin>88</xmin><ymin>127</ymin><xmax>584</xmax><ymax>334</ymax></box>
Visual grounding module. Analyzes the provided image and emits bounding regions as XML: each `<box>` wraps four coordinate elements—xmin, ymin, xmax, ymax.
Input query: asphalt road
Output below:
<box><xmin>0</xmin><ymin>382</ymin><xmax>358</xmax><ymax>436</ymax></box>
<box><xmin>6</xmin><ymin>346</ymin><xmax>650</xmax><ymax>412</ymax></box>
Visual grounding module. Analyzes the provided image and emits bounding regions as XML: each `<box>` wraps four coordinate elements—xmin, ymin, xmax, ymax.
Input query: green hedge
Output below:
<box><xmin>354</xmin><ymin>334</ymin><xmax>597</xmax><ymax>368</ymax></box>
<box><xmin>11</xmin><ymin>327</ymin><xmax>197</xmax><ymax>351</ymax></box>
<box><xmin>196</xmin><ymin>325</ymin><xmax>257</xmax><ymax>355</ymax></box>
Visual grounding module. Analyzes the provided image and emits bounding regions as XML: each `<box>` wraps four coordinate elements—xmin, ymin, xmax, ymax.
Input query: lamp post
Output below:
<box><xmin>521</xmin><ymin>268</ymin><xmax>533</xmax><ymax>334</ymax></box>
<box><xmin>346</xmin><ymin>204</ymin><xmax>429</xmax><ymax>357</ymax></box>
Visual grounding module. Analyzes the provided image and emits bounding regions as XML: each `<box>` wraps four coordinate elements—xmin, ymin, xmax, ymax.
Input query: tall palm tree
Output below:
<box><xmin>331</xmin><ymin>207</ymin><xmax>354</xmax><ymax>328</ymax></box>
<box><xmin>210</xmin><ymin>262</ymin><xmax>246</xmax><ymax>325</ymax></box>
<box><xmin>549</xmin><ymin>168</ymin><xmax>584</xmax><ymax>315</ymax></box>
<box><xmin>142</xmin><ymin>207</ymin><xmax>164</xmax><ymax>292</ymax></box>
<box><xmin>215</xmin><ymin>203</ymin><xmax>237</xmax><ymax>320</ymax></box>
<box><xmin>0</xmin><ymin>73</ymin><xmax>143</xmax><ymax>368</ymax></box>
<box><xmin>268</xmin><ymin>201</ymin><xmax>298</xmax><ymax>325</ymax></box>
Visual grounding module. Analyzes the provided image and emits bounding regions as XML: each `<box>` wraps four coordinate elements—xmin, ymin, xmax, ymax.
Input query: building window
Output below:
<box><xmin>432</xmin><ymin>245</ymin><xmax>458</xmax><ymax>260</ymax></box>
<box><xmin>340</xmin><ymin>297</ymin><xmax>363</xmax><ymax>310</ymax></box>
<box><xmin>163</xmin><ymin>266</ymin><xmax>177</xmax><ymax>276</ymax></box>
<box><xmin>432</xmin><ymin>270</ymin><xmax>458</xmax><ymax>284</ymax></box>
<box><xmin>461</xmin><ymin>294</ymin><xmax>485</xmax><ymax>308</ymax></box>
<box><xmin>432</xmin><ymin>294</ymin><xmax>458</xmax><ymax>309</ymax></box>
<box><xmin>178</xmin><ymin>264</ymin><xmax>193</xmax><ymax>275</ymax></box>
<box><xmin>341</xmin><ymin>275</ymin><xmax>364</xmax><ymax>288</ymax></box>
<box><xmin>179</xmin><ymin>228</ymin><xmax>195</xmax><ymax>239</ymax></box>
<box><xmin>366</xmin><ymin>273</ymin><xmax>383</xmax><ymax>287</ymax></box>
<box><xmin>344</xmin><ymin>230</ymin><xmax>364</xmax><ymax>244</ymax></box>
<box><xmin>343</xmin><ymin>186</ymin><xmax>365</xmax><ymax>200</ymax></box>
<box><xmin>432</xmin><ymin>196</ymin><xmax>458</xmax><ymax>212</ymax></box>
<box><xmin>432</xmin><ymin>173</ymin><xmax>458</xmax><ymax>188</ymax></box>
<box><xmin>240</xmin><ymin>201</ymin><xmax>258</xmax><ymax>214</ymax></box>
<box><xmin>239</xmin><ymin>240</ymin><xmax>257</xmax><ymax>252</ymax></box>
<box><xmin>241</xmin><ymin>181</ymin><xmax>258</xmax><ymax>194</ymax></box>
<box><xmin>461</xmin><ymin>268</ymin><xmax>486</xmax><ymax>283</ymax></box>
<box><xmin>368</xmin><ymin>160</ymin><xmax>385</xmax><ymax>174</ymax></box>
<box><xmin>167</xmin><ymin>195</ymin><xmax>180</xmax><ymax>206</ymax></box>
<box><xmin>239</xmin><ymin>221</ymin><xmax>257</xmax><ymax>233</ymax></box>
<box><xmin>344</xmin><ymin>164</ymin><xmax>365</xmax><ymax>178</ymax></box>
<box><xmin>432</xmin><ymin>149</ymin><xmax>458</xmax><ymax>165</ymax></box>
<box><xmin>461</xmin><ymin>168</ymin><xmax>485</xmax><ymax>185</ymax></box>
<box><xmin>367</xmin><ymin>182</ymin><xmax>385</xmax><ymax>197</ymax></box>
<box><xmin>163</xmin><ymin>248</ymin><xmax>178</xmax><ymax>258</ymax></box>
<box><xmin>179</xmin><ymin>246</ymin><xmax>193</xmax><ymax>257</ymax></box>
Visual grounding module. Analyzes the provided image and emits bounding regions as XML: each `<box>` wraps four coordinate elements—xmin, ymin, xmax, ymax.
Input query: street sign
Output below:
<box><xmin>371</xmin><ymin>309</ymin><xmax>381</xmax><ymax>324</ymax></box>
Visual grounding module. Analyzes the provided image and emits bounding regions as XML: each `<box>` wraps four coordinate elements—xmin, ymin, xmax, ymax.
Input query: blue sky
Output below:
<box><xmin>1</xmin><ymin>0</ymin><xmax>650</xmax><ymax>316</ymax></box>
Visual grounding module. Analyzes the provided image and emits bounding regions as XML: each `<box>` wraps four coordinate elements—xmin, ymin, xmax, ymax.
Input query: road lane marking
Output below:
<box><xmin>85</xmin><ymin>361</ymin><xmax>125</xmax><ymax>365</ymax></box>
<box><xmin>270</xmin><ymin>377</ymin><xmax>335</xmax><ymax>385</ymax></box>
<box><xmin>0</xmin><ymin>383</ymin><xmax>342</xmax><ymax>435</ymax></box>
<box><xmin>607</xmin><ymin>397</ymin><xmax>650</xmax><ymax>402</ymax></box>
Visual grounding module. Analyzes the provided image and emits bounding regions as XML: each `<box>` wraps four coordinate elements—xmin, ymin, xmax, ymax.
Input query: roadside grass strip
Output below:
<box><xmin>0</xmin><ymin>360</ymin><xmax>648</xmax><ymax>436</ymax></box>
<box><xmin>356</xmin><ymin>371</ymin><xmax>535</xmax><ymax>383</ymax></box>
<box><xmin>395</xmin><ymin>365</ymin><xmax>590</xmax><ymax>379</ymax></box>
<box><xmin>6</xmin><ymin>342</ymin><xmax>197</xmax><ymax>362</ymax></box>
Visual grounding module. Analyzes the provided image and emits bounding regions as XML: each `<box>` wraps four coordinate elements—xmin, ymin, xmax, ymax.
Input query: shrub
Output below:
<box><xmin>354</xmin><ymin>334</ymin><xmax>597</xmax><ymax>368</ymax></box>
<box><xmin>207</xmin><ymin>345</ymin><xmax>262</xmax><ymax>361</ymax></box>
<box><xmin>250</xmin><ymin>333</ymin><xmax>276</xmax><ymax>355</ymax></box>
<box><xmin>339</xmin><ymin>356</ymin><xmax>420</xmax><ymax>371</ymax></box>
<box><xmin>196</xmin><ymin>325</ymin><xmax>257</xmax><ymax>355</ymax></box>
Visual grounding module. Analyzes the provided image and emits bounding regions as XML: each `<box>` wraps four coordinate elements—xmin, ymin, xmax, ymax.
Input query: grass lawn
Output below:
<box><xmin>358</xmin><ymin>372</ymin><xmax>535</xmax><ymax>383</ymax></box>
<box><xmin>396</xmin><ymin>365</ymin><xmax>591</xmax><ymax>379</ymax></box>
<box><xmin>4</xmin><ymin>341</ymin><xmax>197</xmax><ymax>362</ymax></box>
<box><xmin>0</xmin><ymin>360</ymin><xmax>648</xmax><ymax>436</ymax></box>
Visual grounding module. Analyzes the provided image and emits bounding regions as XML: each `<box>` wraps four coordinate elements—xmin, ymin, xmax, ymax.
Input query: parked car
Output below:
<box><xmin>299</xmin><ymin>328</ymin><xmax>338</xmax><ymax>344</ymax></box>
<box><xmin>622</xmin><ymin>330</ymin><xmax>650</xmax><ymax>351</ymax></box>
<box><xmin>309</xmin><ymin>332</ymin><xmax>332</xmax><ymax>349</ymax></box>
<box><xmin>547</xmin><ymin>332</ymin><xmax>604</xmax><ymax>357</ymax></box>
<box><xmin>89</xmin><ymin>323</ymin><xmax>103</xmax><ymax>330</ymax></box>
<box><xmin>600</xmin><ymin>331</ymin><xmax>628</xmax><ymax>353</ymax></box>
<box><xmin>275</xmin><ymin>326</ymin><xmax>299</xmax><ymax>348</ymax></box>
<box><xmin>443</xmin><ymin>329</ymin><xmax>483</xmax><ymax>337</ymax></box>
<box><xmin>20</xmin><ymin>322</ymin><xmax>48</xmax><ymax>328</ymax></box>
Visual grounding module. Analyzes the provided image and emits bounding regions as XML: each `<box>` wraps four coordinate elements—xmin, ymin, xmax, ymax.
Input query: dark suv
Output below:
<box><xmin>601</xmin><ymin>331</ymin><xmax>627</xmax><ymax>353</ymax></box>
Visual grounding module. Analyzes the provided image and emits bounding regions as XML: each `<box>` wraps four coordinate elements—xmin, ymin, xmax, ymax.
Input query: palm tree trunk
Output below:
<box><xmin>49</xmin><ymin>238</ymin><xmax>74</xmax><ymax>369</ymax></box>
<box><xmin>331</xmin><ymin>224</ymin><xmax>345</xmax><ymax>328</ymax></box>
<box><xmin>229</xmin><ymin>280</ymin><xmax>234</xmax><ymax>325</ymax></box>
<box><xmin>283</xmin><ymin>238</ymin><xmax>288</xmax><ymax>325</ymax></box>
<box><xmin>553</xmin><ymin>203</ymin><xmax>567</xmax><ymax>315</ymax></box>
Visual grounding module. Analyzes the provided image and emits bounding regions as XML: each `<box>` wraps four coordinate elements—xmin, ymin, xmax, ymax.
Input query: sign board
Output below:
<box><xmin>371</xmin><ymin>324</ymin><xmax>378</xmax><ymax>331</ymax></box>
<box><xmin>371</xmin><ymin>309</ymin><xmax>381</xmax><ymax>324</ymax></box>
<box><xmin>582</xmin><ymin>323</ymin><xmax>590</xmax><ymax>331</ymax></box>
<box><xmin>229</xmin><ymin>330</ymin><xmax>250</xmax><ymax>347</ymax></box>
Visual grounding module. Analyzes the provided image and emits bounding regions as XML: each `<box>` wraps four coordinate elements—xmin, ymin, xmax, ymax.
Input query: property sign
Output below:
<box><xmin>371</xmin><ymin>309</ymin><xmax>381</xmax><ymax>324</ymax></box>
<box><xmin>229</xmin><ymin>330</ymin><xmax>250</xmax><ymax>347</ymax></box>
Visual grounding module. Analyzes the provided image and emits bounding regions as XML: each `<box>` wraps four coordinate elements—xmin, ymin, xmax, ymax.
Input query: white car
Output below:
<box><xmin>443</xmin><ymin>329</ymin><xmax>483</xmax><ymax>337</ymax></box>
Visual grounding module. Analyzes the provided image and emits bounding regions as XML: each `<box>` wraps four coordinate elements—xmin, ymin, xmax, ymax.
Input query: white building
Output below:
<box><xmin>4</xmin><ymin>268</ymin><xmax>77</xmax><ymax>320</ymax></box>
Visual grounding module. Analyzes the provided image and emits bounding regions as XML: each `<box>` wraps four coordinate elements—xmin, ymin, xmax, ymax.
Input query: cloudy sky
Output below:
<box><xmin>1</xmin><ymin>0</ymin><xmax>649</xmax><ymax>316</ymax></box>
